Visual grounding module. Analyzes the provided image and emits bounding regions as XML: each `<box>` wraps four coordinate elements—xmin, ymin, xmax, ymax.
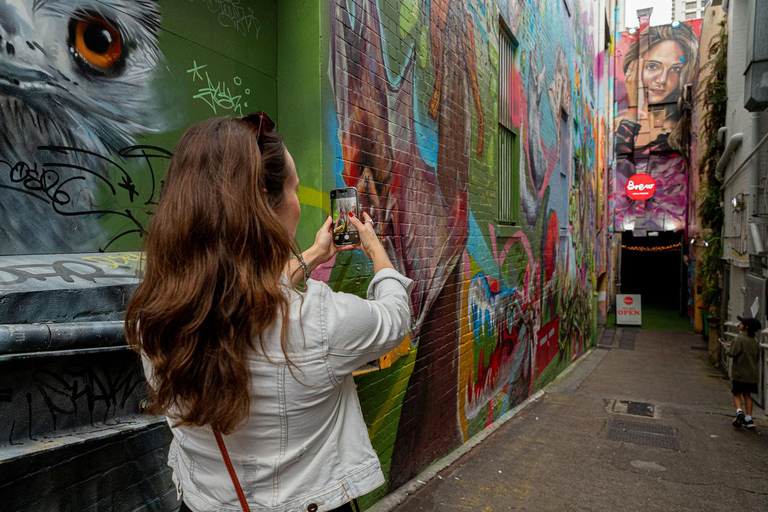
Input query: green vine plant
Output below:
<box><xmin>696</xmin><ymin>19</ymin><xmax>728</xmax><ymax>318</ymax></box>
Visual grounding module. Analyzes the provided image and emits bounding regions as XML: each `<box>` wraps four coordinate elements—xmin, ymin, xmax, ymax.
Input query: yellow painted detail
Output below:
<box><xmin>298</xmin><ymin>185</ymin><xmax>330</xmax><ymax>214</ymax></box>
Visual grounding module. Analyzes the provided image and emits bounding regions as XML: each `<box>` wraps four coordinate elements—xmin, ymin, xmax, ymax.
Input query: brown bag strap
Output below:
<box><xmin>213</xmin><ymin>430</ymin><xmax>251</xmax><ymax>512</ymax></box>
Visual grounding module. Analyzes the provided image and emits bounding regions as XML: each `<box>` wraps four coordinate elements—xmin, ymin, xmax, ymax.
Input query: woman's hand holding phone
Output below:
<box><xmin>347</xmin><ymin>211</ymin><xmax>394</xmax><ymax>273</ymax></box>
<box><xmin>309</xmin><ymin>215</ymin><xmax>355</xmax><ymax>264</ymax></box>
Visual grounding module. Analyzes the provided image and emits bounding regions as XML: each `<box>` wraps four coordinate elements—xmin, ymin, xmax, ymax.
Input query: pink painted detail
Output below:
<box><xmin>310</xmin><ymin>254</ymin><xmax>337</xmax><ymax>282</ymax></box>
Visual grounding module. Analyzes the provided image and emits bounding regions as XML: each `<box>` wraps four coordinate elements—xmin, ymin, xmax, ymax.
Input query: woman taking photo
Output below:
<box><xmin>126</xmin><ymin>114</ymin><xmax>413</xmax><ymax>512</ymax></box>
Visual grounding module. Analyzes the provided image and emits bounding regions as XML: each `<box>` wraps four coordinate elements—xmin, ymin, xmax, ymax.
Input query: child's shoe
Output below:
<box><xmin>744</xmin><ymin>419</ymin><xmax>756</xmax><ymax>429</ymax></box>
<box><xmin>732</xmin><ymin>412</ymin><xmax>745</xmax><ymax>428</ymax></box>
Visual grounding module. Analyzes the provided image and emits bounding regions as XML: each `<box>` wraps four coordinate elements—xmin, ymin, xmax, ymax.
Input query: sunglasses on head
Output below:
<box><xmin>241</xmin><ymin>111</ymin><xmax>275</xmax><ymax>143</ymax></box>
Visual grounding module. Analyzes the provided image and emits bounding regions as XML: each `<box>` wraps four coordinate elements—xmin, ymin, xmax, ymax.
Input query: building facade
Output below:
<box><xmin>0</xmin><ymin>0</ymin><xmax>613</xmax><ymax>509</ymax></box>
<box><xmin>673</xmin><ymin>0</ymin><xmax>708</xmax><ymax>21</ymax></box>
<box><xmin>718</xmin><ymin>0</ymin><xmax>768</xmax><ymax>400</ymax></box>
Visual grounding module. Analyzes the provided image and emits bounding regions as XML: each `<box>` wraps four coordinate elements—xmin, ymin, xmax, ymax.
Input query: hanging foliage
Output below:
<box><xmin>697</xmin><ymin>19</ymin><xmax>728</xmax><ymax>316</ymax></box>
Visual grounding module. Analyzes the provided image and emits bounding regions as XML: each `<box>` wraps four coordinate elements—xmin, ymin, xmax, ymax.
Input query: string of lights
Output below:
<box><xmin>621</xmin><ymin>242</ymin><xmax>683</xmax><ymax>252</ymax></box>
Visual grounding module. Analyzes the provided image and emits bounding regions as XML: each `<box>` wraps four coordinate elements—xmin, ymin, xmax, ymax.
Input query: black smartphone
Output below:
<box><xmin>330</xmin><ymin>187</ymin><xmax>360</xmax><ymax>246</ymax></box>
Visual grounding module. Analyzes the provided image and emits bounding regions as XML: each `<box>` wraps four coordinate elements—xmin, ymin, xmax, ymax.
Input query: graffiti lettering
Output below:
<box><xmin>0</xmin><ymin>261</ymin><xmax>138</xmax><ymax>286</ymax></box>
<box><xmin>196</xmin><ymin>0</ymin><xmax>260</xmax><ymax>37</ymax></box>
<box><xmin>33</xmin><ymin>365</ymin><xmax>142</xmax><ymax>425</ymax></box>
<box><xmin>81</xmin><ymin>253</ymin><xmax>144</xmax><ymax>270</ymax></box>
<box><xmin>0</xmin><ymin>145</ymin><xmax>171</xmax><ymax>251</ymax></box>
<box><xmin>188</xmin><ymin>64</ymin><xmax>250</xmax><ymax>116</ymax></box>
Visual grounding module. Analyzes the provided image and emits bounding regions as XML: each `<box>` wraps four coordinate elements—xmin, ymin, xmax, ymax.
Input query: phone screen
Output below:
<box><xmin>331</xmin><ymin>188</ymin><xmax>359</xmax><ymax>245</ymax></box>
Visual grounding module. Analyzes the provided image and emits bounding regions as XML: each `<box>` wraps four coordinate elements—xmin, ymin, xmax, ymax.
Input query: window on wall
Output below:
<box><xmin>498</xmin><ymin>27</ymin><xmax>520</xmax><ymax>225</ymax></box>
<box><xmin>558</xmin><ymin>111</ymin><xmax>570</xmax><ymax>229</ymax></box>
<box><xmin>686</xmin><ymin>2</ymin><xmax>696</xmax><ymax>9</ymax></box>
<box><xmin>685</xmin><ymin>11</ymin><xmax>696</xmax><ymax>19</ymax></box>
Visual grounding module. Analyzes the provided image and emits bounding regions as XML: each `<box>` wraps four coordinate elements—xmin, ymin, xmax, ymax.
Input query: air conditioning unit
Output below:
<box><xmin>745</xmin><ymin>0</ymin><xmax>768</xmax><ymax>111</ymax></box>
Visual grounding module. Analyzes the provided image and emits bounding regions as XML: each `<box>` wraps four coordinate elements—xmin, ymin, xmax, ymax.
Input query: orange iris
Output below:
<box><xmin>74</xmin><ymin>17</ymin><xmax>121</xmax><ymax>69</ymax></box>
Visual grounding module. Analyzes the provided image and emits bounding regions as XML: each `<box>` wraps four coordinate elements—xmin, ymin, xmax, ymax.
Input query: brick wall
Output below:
<box><xmin>326</xmin><ymin>0</ymin><xmax>605</xmax><ymax>502</ymax></box>
<box><xmin>0</xmin><ymin>0</ymin><xmax>608</xmax><ymax>509</ymax></box>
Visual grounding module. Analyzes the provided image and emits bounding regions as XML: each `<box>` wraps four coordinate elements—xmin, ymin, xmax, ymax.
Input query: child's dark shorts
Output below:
<box><xmin>732</xmin><ymin>380</ymin><xmax>759</xmax><ymax>394</ymax></box>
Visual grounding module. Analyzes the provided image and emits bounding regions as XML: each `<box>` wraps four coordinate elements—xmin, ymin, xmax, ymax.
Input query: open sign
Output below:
<box><xmin>626</xmin><ymin>174</ymin><xmax>657</xmax><ymax>201</ymax></box>
<box><xmin>617</xmin><ymin>294</ymin><xmax>642</xmax><ymax>325</ymax></box>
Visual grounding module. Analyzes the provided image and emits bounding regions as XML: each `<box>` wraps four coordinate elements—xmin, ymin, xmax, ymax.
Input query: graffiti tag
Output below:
<box><xmin>196</xmin><ymin>0</ymin><xmax>260</xmax><ymax>37</ymax></box>
<box><xmin>0</xmin><ymin>261</ymin><xmax>138</xmax><ymax>286</ymax></box>
<box><xmin>188</xmin><ymin>62</ymin><xmax>250</xmax><ymax>116</ymax></box>
<box><xmin>81</xmin><ymin>253</ymin><xmax>144</xmax><ymax>270</ymax></box>
<box><xmin>33</xmin><ymin>365</ymin><xmax>142</xmax><ymax>427</ymax></box>
<box><xmin>0</xmin><ymin>145</ymin><xmax>171</xmax><ymax>251</ymax></box>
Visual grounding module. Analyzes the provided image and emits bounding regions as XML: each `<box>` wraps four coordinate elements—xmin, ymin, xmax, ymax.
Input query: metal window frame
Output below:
<box><xmin>497</xmin><ymin>25</ymin><xmax>520</xmax><ymax>226</ymax></box>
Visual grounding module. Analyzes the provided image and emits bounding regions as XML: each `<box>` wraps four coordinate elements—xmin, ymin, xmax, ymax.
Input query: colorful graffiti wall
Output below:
<box><xmin>613</xmin><ymin>20</ymin><xmax>702</xmax><ymax>234</ymax></box>
<box><xmin>0</xmin><ymin>0</ymin><xmax>277</xmax><ymax>256</ymax></box>
<box><xmin>1</xmin><ymin>0</ymin><xmax>607</xmax><ymax>507</ymax></box>
<box><xmin>326</xmin><ymin>0</ymin><xmax>603</xmax><ymax>499</ymax></box>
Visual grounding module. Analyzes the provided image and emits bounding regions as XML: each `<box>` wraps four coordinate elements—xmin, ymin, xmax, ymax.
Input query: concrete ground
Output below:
<box><xmin>392</xmin><ymin>329</ymin><xmax>768</xmax><ymax>512</ymax></box>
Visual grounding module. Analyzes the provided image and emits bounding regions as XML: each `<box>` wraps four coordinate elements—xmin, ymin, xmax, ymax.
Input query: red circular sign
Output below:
<box><xmin>624</xmin><ymin>296</ymin><xmax>634</xmax><ymax>305</ymax></box>
<box><xmin>625</xmin><ymin>174</ymin><xmax>657</xmax><ymax>201</ymax></box>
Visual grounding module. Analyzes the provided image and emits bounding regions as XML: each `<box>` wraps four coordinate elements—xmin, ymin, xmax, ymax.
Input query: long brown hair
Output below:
<box><xmin>623</xmin><ymin>23</ymin><xmax>699</xmax><ymax>153</ymax></box>
<box><xmin>126</xmin><ymin>117</ymin><xmax>293</xmax><ymax>434</ymax></box>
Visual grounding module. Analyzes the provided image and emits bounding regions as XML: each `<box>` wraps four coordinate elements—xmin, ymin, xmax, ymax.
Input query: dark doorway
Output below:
<box><xmin>620</xmin><ymin>231</ymin><xmax>685</xmax><ymax>313</ymax></box>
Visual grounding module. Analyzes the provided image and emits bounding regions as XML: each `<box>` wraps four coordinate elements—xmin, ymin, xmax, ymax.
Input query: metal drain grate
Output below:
<box><xmin>618</xmin><ymin>329</ymin><xmax>637</xmax><ymax>350</ymax></box>
<box><xmin>626</xmin><ymin>401</ymin><xmax>655</xmax><ymax>417</ymax></box>
<box><xmin>607</xmin><ymin>419</ymin><xmax>681</xmax><ymax>450</ymax></box>
<box><xmin>600</xmin><ymin>329</ymin><xmax>616</xmax><ymax>347</ymax></box>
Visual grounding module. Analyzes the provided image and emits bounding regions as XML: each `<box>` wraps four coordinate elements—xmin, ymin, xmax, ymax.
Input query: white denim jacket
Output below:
<box><xmin>143</xmin><ymin>268</ymin><xmax>413</xmax><ymax>512</ymax></box>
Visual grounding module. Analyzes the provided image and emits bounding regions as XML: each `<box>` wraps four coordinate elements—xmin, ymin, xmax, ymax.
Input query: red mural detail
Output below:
<box><xmin>465</xmin><ymin>321</ymin><xmax>523</xmax><ymax>411</ymax></box>
<box><xmin>536</xmin><ymin>317</ymin><xmax>560</xmax><ymax>375</ymax></box>
<box><xmin>544</xmin><ymin>212</ymin><xmax>559</xmax><ymax>281</ymax></box>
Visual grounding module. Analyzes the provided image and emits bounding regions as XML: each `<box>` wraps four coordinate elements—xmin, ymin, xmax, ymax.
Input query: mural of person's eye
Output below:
<box><xmin>669</xmin><ymin>66</ymin><xmax>683</xmax><ymax>74</ymax></box>
<box><xmin>644</xmin><ymin>62</ymin><xmax>659</xmax><ymax>71</ymax></box>
<box><xmin>69</xmin><ymin>15</ymin><xmax>125</xmax><ymax>75</ymax></box>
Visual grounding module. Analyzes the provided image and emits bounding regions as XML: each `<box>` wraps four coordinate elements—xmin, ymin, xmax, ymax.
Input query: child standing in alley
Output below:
<box><xmin>721</xmin><ymin>316</ymin><xmax>761</xmax><ymax>429</ymax></box>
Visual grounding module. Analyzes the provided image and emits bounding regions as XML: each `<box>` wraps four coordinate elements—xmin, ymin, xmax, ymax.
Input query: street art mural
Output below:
<box><xmin>327</xmin><ymin>0</ymin><xmax>601</xmax><ymax>497</ymax></box>
<box><xmin>614</xmin><ymin>20</ymin><xmax>702</xmax><ymax>234</ymax></box>
<box><xmin>1</xmin><ymin>0</ymin><xmax>604</xmax><ymax>505</ymax></box>
<box><xmin>0</xmin><ymin>0</ymin><xmax>276</xmax><ymax>480</ymax></box>
<box><xmin>0</xmin><ymin>1</ymin><xmax>168</xmax><ymax>254</ymax></box>
<box><xmin>0</xmin><ymin>0</ymin><xmax>272</xmax><ymax>255</ymax></box>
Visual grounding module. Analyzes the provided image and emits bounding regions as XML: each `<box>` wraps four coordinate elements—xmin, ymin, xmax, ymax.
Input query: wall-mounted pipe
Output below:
<box><xmin>0</xmin><ymin>321</ymin><xmax>127</xmax><ymax>361</ymax></box>
<box><xmin>717</xmin><ymin>126</ymin><xmax>728</xmax><ymax>145</ymax></box>
<box><xmin>718</xmin><ymin>132</ymin><xmax>745</xmax><ymax>185</ymax></box>
<box><xmin>748</xmin><ymin>112</ymin><xmax>762</xmax><ymax>254</ymax></box>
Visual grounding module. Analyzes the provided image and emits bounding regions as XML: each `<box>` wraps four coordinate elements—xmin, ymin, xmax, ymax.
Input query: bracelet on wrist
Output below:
<box><xmin>295</xmin><ymin>253</ymin><xmax>310</xmax><ymax>282</ymax></box>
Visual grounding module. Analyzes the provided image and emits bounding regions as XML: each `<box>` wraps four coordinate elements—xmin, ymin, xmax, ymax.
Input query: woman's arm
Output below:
<box><xmin>283</xmin><ymin>215</ymin><xmax>354</xmax><ymax>288</ymax></box>
<box><xmin>324</xmin><ymin>211</ymin><xmax>412</xmax><ymax>377</ymax></box>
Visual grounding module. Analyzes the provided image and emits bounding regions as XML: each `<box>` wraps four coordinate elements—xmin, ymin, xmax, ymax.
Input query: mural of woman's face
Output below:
<box><xmin>641</xmin><ymin>40</ymin><xmax>685</xmax><ymax>104</ymax></box>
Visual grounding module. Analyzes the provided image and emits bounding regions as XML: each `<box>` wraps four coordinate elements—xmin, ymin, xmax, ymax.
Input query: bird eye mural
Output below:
<box><xmin>0</xmin><ymin>0</ymin><xmax>168</xmax><ymax>254</ymax></box>
<box><xmin>614</xmin><ymin>20</ymin><xmax>702</xmax><ymax>234</ymax></box>
<box><xmin>0</xmin><ymin>0</ymin><xmax>273</xmax><ymax>255</ymax></box>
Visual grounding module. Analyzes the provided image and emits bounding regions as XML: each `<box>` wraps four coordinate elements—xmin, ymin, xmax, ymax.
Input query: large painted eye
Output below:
<box><xmin>69</xmin><ymin>16</ymin><xmax>124</xmax><ymax>74</ymax></box>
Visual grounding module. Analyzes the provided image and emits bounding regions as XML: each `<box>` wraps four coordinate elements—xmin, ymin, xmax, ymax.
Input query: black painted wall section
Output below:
<box><xmin>1</xmin><ymin>352</ymin><xmax>145</xmax><ymax>443</ymax></box>
<box><xmin>0</xmin><ymin>423</ymin><xmax>177</xmax><ymax>511</ymax></box>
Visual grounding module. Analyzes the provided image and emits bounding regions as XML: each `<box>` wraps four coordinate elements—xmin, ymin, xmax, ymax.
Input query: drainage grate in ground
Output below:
<box><xmin>607</xmin><ymin>418</ymin><xmax>681</xmax><ymax>450</ymax></box>
<box><xmin>599</xmin><ymin>329</ymin><xmax>616</xmax><ymax>347</ymax></box>
<box><xmin>626</xmin><ymin>401</ymin><xmax>655</xmax><ymax>417</ymax></box>
<box><xmin>690</xmin><ymin>345</ymin><xmax>708</xmax><ymax>351</ymax></box>
<box><xmin>617</xmin><ymin>329</ymin><xmax>637</xmax><ymax>350</ymax></box>
<box><xmin>610</xmin><ymin>400</ymin><xmax>656</xmax><ymax>417</ymax></box>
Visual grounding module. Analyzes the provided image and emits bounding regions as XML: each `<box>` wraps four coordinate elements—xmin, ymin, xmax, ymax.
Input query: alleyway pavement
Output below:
<box><xmin>392</xmin><ymin>329</ymin><xmax>768</xmax><ymax>511</ymax></box>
